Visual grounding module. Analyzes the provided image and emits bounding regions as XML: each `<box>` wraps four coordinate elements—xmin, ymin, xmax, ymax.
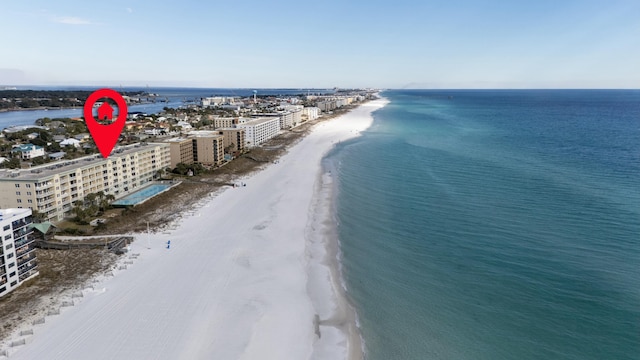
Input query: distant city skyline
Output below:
<box><xmin>1</xmin><ymin>0</ymin><xmax>639</xmax><ymax>89</ymax></box>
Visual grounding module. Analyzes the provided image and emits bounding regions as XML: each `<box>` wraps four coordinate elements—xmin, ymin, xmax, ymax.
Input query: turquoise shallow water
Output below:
<box><xmin>333</xmin><ymin>90</ymin><xmax>640</xmax><ymax>359</ymax></box>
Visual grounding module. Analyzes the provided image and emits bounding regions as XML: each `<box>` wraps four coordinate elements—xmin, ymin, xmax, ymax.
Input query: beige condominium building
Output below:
<box><xmin>213</xmin><ymin>117</ymin><xmax>248</xmax><ymax>129</ymax></box>
<box><xmin>1</xmin><ymin>208</ymin><xmax>38</xmax><ymax>298</ymax></box>
<box><xmin>0</xmin><ymin>143</ymin><xmax>171</xmax><ymax>222</ymax></box>
<box><xmin>167</xmin><ymin>137</ymin><xmax>195</xmax><ymax>168</ymax></box>
<box><xmin>192</xmin><ymin>132</ymin><xmax>225</xmax><ymax>167</ymax></box>
<box><xmin>217</xmin><ymin>128</ymin><xmax>246</xmax><ymax>154</ymax></box>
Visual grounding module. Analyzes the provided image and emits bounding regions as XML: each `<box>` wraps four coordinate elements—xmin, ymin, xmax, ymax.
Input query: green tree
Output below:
<box><xmin>85</xmin><ymin>193</ymin><xmax>97</xmax><ymax>207</ymax></box>
<box><xmin>1</xmin><ymin>157</ymin><xmax>20</xmax><ymax>169</ymax></box>
<box><xmin>32</xmin><ymin>210</ymin><xmax>47</xmax><ymax>223</ymax></box>
<box><xmin>71</xmin><ymin>201</ymin><xmax>87</xmax><ymax>223</ymax></box>
<box><xmin>99</xmin><ymin>194</ymin><xmax>115</xmax><ymax>212</ymax></box>
<box><xmin>31</xmin><ymin>156</ymin><xmax>47</xmax><ymax>166</ymax></box>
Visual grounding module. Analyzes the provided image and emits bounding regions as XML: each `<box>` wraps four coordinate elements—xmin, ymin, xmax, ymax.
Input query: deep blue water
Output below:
<box><xmin>334</xmin><ymin>90</ymin><xmax>640</xmax><ymax>359</ymax></box>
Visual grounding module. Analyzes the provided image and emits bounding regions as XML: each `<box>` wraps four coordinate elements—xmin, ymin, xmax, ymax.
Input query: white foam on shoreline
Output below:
<box><xmin>306</xmin><ymin>98</ymin><xmax>388</xmax><ymax>360</ymax></box>
<box><xmin>3</xmin><ymin>99</ymin><xmax>388</xmax><ymax>360</ymax></box>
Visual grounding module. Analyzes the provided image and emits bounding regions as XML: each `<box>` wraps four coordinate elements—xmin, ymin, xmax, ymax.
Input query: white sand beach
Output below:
<box><xmin>3</xmin><ymin>99</ymin><xmax>387</xmax><ymax>360</ymax></box>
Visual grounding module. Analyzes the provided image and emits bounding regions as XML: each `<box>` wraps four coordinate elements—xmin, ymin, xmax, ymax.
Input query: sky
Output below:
<box><xmin>1</xmin><ymin>0</ymin><xmax>639</xmax><ymax>89</ymax></box>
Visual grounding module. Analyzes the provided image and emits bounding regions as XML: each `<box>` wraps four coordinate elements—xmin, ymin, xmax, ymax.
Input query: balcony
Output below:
<box><xmin>16</xmin><ymin>245</ymin><xmax>36</xmax><ymax>258</ymax></box>
<box><xmin>11</xmin><ymin>218</ymin><xmax>31</xmax><ymax>229</ymax></box>
<box><xmin>14</xmin><ymin>235</ymin><xmax>35</xmax><ymax>248</ymax></box>
<box><xmin>13</xmin><ymin>227</ymin><xmax>32</xmax><ymax>239</ymax></box>
<box><xmin>18</xmin><ymin>262</ymin><xmax>38</xmax><ymax>279</ymax></box>
<box><xmin>17</xmin><ymin>253</ymin><xmax>36</xmax><ymax>267</ymax></box>
<box><xmin>35</xmin><ymin>183</ymin><xmax>53</xmax><ymax>189</ymax></box>
<box><xmin>37</xmin><ymin>197</ymin><xmax>55</xmax><ymax>206</ymax></box>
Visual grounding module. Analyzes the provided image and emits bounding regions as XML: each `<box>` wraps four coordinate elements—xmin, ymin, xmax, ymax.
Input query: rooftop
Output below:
<box><xmin>0</xmin><ymin>208</ymin><xmax>31</xmax><ymax>221</ymax></box>
<box><xmin>0</xmin><ymin>142</ymin><xmax>167</xmax><ymax>181</ymax></box>
<box><xmin>12</xmin><ymin>144</ymin><xmax>43</xmax><ymax>152</ymax></box>
<box><xmin>238</xmin><ymin>117</ymin><xmax>281</xmax><ymax>126</ymax></box>
<box><xmin>165</xmin><ymin>137</ymin><xmax>191</xmax><ymax>143</ymax></box>
<box><xmin>187</xmin><ymin>131</ymin><xmax>224</xmax><ymax>138</ymax></box>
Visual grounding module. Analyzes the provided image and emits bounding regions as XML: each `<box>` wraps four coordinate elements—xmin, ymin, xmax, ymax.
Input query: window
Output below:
<box><xmin>27</xmin><ymin>192</ymin><xmax>32</xmax><ymax>195</ymax></box>
<box><xmin>7</xmin><ymin>253</ymin><xmax>13</xmax><ymax>259</ymax></box>
<box><xmin>9</xmin><ymin>272</ymin><xmax>16</xmax><ymax>277</ymax></box>
<box><xmin>4</xmin><ymin>235</ymin><xmax>11</xmax><ymax>240</ymax></box>
<box><xmin>16</xmin><ymin>191</ymin><xmax>20</xmax><ymax>196</ymax></box>
<box><xmin>8</xmin><ymin>262</ymin><xmax>15</xmax><ymax>268</ymax></box>
<box><xmin>6</xmin><ymin>244</ymin><xmax>12</xmax><ymax>249</ymax></box>
<box><xmin>17</xmin><ymin>199</ymin><xmax>22</xmax><ymax>203</ymax></box>
<box><xmin>3</xmin><ymin>225</ymin><xmax>9</xmax><ymax>231</ymax></box>
<box><xmin>15</xmin><ymin>184</ymin><xmax>20</xmax><ymax>188</ymax></box>
<box><xmin>0</xmin><ymin>287</ymin><xmax>5</xmax><ymax>293</ymax></box>
<box><xmin>10</xmin><ymin>281</ymin><xmax>17</xmax><ymax>286</ymax></box>
<box><xmin>26</xmin><ymin>184</ymin><xmax>31</xmax><ymax>188</ymax></box>
<box><xmin>28</xmin><ymin>200</ymin><xmax>33</xmax><ymax>203</ymax></box>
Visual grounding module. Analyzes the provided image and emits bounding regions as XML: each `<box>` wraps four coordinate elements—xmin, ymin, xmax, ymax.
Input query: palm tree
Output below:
<box><xmin>71</xmin><ymin>201</ymin><xmax>86</xmax><ymax>222</ymax></box>
<box><xmin>31</xmin><ymin>210</ymin><xmax>47</xmax><ymax>223</ymax></box>
<box><xmin>99</xmin><ymin>194</ymin><xmax>115</xmax><ymax>212</ymax></box>
<box><xmin>85</xmin><ymin>193</ymin><xmax>97</xmax><ymax>207</ymax></box>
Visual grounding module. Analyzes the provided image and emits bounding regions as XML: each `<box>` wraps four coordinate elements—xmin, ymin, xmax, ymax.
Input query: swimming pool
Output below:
<box><xmin>112</xmin><ymin>183</ymin><xmax>175</xmax><ymax>206</ymax></box>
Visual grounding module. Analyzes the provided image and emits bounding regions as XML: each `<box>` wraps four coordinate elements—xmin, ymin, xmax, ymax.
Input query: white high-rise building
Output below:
<box><xmin>236</xmin><ymin>117</ymin><xmax>281</xmax><ymax>147</ymax></box>
<box><xmin>0</xmin><ymin>208</ymin><xmax>38</xmax><ymax>298</ymax></box>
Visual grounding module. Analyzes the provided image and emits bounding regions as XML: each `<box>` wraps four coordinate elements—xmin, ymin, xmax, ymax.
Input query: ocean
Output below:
<box><xmin>332</xmin><ymin>90</ymin><xmax>640</xmax><ymax>359</ymax></box>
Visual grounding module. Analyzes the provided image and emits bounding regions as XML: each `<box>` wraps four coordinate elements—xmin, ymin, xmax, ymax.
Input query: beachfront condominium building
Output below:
<box><xmin>0</xmin><ymin>208</ymin><xmax>38</xmax><ymax>298</ymax></box>
<box><xmin>281</xmin><ymin>105</ymin><xmax>303</xmax><ymax>127</ymax></box>
<box><xmin>213</xmin><ymin>117</ymin><xmax>248</xmax><ymax>129</ymax></box>
<box><xmin>0</xmin><ymin>143</ymin><xmax>171</xmax><ymax>222</ymax></box>
<box><xmin>217</xmin><ymin>128</ymin><xmax>246</xmax><ymax>154</ymax></box>
<box><xmin>167</xmin><ymin>137</ymin><xmax>195</xmax><ymax>168</ymax></box>
<box><xmin>191</xmin><ymin>132</ymin><xmax>225</xmax><ymax>167</ymax></box>
<box><xmin>254</xmin><ymin>112</ymin><xmax>292</xmax><ymax>129</ymax></box>
<box><xmin>316</xmin><ymin>100</ymin><xmax>337</xmax><ymax>112</ymax></box>
<box><xmin>302</xmin><ymin>107</ymin><xmax>319</xmax><ymax>121</ymax></box>
<box><xmin>236</xmin><ymin>117</ymin><xmax>281</xmax><ymax>147</ymax></box>
<box><xmin>278</xmin><ymin>112</ymin><xmax>294</xmax><ymax>129</ymax></box>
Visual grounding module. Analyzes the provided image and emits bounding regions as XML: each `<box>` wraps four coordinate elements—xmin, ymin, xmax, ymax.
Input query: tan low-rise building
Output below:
<box><xmin>167</xmin><ymin>137</ymin><xmax>195</xmax><ymax>167</ymax></box>
<box><xmin>217</xmin><ymin>128</ymin><xmax>246</xmax><ymax>154</ymax></box>
<box><xmin>213</xmin><ymin>117</ymin><xmax>248</xmax><ymax>129</ymax></box>
<box><xmin>190</xmin><ymin>132</ymin><xmax>225</xmax><ymax>167</ymax></box>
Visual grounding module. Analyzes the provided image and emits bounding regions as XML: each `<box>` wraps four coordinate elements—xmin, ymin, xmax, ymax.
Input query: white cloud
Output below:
<box><xmin>126</xmin><ymin>7</ymin><xmax>133</xmax><ymax>13</ymax></box>
<box><xmin>52</xmin><ymin>16</ymin><xmax>92</xmax><ymax>25</ymax></box>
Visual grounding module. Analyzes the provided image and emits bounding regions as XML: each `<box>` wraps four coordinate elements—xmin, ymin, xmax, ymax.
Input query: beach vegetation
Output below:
<box><xmin>171</xmin><ymin>162</ymin><xmax>206</xmax><ymax>176</ymax></box>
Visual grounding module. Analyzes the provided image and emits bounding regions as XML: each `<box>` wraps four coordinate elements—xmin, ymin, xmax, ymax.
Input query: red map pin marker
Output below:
<box><xmin>83</xmin><ymin>88</ymin><xmax>128</xmax><ymax>158</ymax></box>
